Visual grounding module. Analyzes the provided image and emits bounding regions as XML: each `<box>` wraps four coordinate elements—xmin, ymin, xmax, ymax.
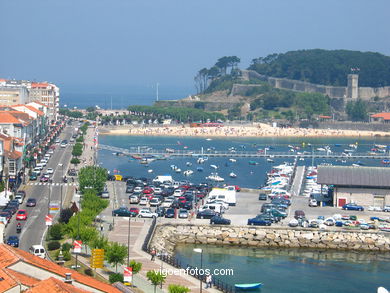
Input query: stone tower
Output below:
<box><xmin>347</xmin><ymin>74</ymin><xmax>359</xmax><ymax>99</ymax></box>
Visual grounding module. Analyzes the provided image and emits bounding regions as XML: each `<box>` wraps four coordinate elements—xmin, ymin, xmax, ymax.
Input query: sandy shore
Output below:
<box><xmin>99</xmin><ymin>123</ymin><xmax>390</xmax><ymax>138</ymax></box>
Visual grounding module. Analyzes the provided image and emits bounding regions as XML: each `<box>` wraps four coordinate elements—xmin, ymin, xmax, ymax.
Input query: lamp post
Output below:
<box><xmin>127</xmin><ymin>215</ymin><xmax>131</xmax><ymax>267</ymax></box>
<box><xmin>193</xmin><ymin>248</ymin><xmax>203</xmax><ymax>293</ymax></box>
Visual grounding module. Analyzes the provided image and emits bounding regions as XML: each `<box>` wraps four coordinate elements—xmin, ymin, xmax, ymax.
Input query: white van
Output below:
<box><xmin>29</xmin><ymin>245</ymin><xmax>46</xmax><ymax>258</ymax></box>
<box><xmin>199</xmin><ymin>203</ymin><xmax>224</xmax><ymax>214</ymax></box>
<box><xmin>153</xmin><ymin>175</ymin><xmax>173</xmax><ymax>184</ymax></box>
<box><xmin>208</xmin><ymin>187</ymin><xmax>237</xmax><ymax>206</ymax></box>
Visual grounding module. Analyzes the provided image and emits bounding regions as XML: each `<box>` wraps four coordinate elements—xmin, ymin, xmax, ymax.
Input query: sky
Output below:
<box><xmin>1</xmin><ymin>0</ymin><xmax>390</xmax><ymax>95</ymax></box>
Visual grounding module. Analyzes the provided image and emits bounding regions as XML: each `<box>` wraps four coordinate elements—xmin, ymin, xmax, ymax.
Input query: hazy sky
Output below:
<box><xmin>1</xmin><ymin>0</ymin><xmax>389</xmax><ymax>92</ymax></box>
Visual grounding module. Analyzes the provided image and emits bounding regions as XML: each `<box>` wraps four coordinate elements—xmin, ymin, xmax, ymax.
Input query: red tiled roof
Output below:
<box><xmin>371</xmin><ymin>112</ymin><xmax>390</xmax><ymax>120</ymax></box>
<box><xmin>29</xmin><ymin>101</ymin><xmax>49</xmax><ymax>108</ymax></box>
<box><xmin>0</xmin><ymin>79</ymin><xmax>6</xmax><ymax>82</ymax></box>
<box><xmin>4</xmin><ymin>150</ymin><xmax>22</xmax><ymax>159</ymax></box>
<box><xmin>0</xmin><ymin>112</ymin><xmax>22</xmax><ymax>124</ymax></box>
<box><xmin>319</xmin><ymin>115</ymin><xmax>332</xmax><ymax>119</ymax></box>
<box><xmin>25</xmin><ymin>277</ymin><xmax>90</xmax><ymax>293</ymax></box>
<box><xmin>5</xmin><ymin>269</ymin><xmax>41</xmax><ymax>287</ymax></box>
<box><xmin>0</xmin><ymin>245</ymin><xmax>120</xmax><ymax>293</ymax></box>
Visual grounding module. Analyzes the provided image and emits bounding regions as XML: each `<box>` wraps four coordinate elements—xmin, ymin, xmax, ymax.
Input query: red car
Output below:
<box><xmin>129</xmin><ymin>207</ymin><xmax>139</xmax><ymax>216</ymax></box>
<box><xmin>234</xmin><ymin>185</ymin><xmax>241</xmax><ymax>192</ymax></box>
<box><xmin>40</xmin><ymin>176</ymin><xmax>49</xmax><ymax>182</ymax></box>
<box><xmin>143</xmin><ymin>187</ymin><xmax>154</xmax><ymax>194</ymax></box>
<box><xmin>16</xmin><ymin>210</ymin><xmax>28</xmax><ymax>220</ymax></box>
<box><xmin>178</xmin><ymin>196</ymin><xmax>186</xmax><ymax>204</ymax></box>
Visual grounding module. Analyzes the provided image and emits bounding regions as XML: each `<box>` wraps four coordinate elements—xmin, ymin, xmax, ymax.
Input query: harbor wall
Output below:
<box><xmin>150</xmin><ymin>224</ymin><xmax>390</xmax><ymax>254</ymax></box>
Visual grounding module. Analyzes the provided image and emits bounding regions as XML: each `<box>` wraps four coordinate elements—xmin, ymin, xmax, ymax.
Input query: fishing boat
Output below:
<box><xmin>235</xmin><ymin>283</ymin><xmax>263</xmax><ymax>290</ymax></box>
<box><xmin>183</xmin><ymin>170</ymin><xmax>193</xmax><ymax>176</ymax></box>
<box><xmin>229</xmin><ymin>172</ymin><xmax>237</xmax><ymax>178</ymax></box>
<box><xmin>382</xmin><ymin>159</ymin><xmax>390</xmax><ymax>164</ymax></box>
<box><xmin>206</xmin><ymin>173</ymin><xmax>224</xmax><ymax>182</ymax></box>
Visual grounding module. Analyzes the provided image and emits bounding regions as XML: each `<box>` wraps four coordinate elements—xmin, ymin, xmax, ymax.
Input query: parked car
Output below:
<box><xmin>294</xmin><ymin>210</ymin><xmax>306</xmax><ymax>219</ymax></box>
<box><xmin>161</xmin><ymin>198</ymin><xmax>174</xmax><ymax>208</ymax></box>
<box><xmin>30</xmin><ymin>173</ymin><xmax>38</xmax><ymax>180</ymax></box>
<box><xmin>129</xmin><ymin>195</ymin><xmax>140</xmax><ymax>204</ymax></box>
<box><xmin>15</xmin><ymin>191</ymin><xmax>26</xmax><ymax>204</ymax></box>
<box><xmin>210</xmin><ymin>215</ymin><xmax>231</xmax><ymax>225</ymax></box>
<box><xmin>384</xmin><ymin>205</ymin><xmax>390</xmax><ymax>212</ymax></box>
<box><xmin>67</xmin><ymin>169</ymin><xmax>77</xmax><ymax>176</ymax></box>
<box><xmin>165</xmin><ymin>208</ymin><xmax>175</xmax><ymax>218</ymax></box>
<box><xmin>100</xmin><ymin>191</ymin><xmax>109</xmax><ymax>199</ymax></box>
<box><xmin>16</xmin><ymin>210</ymin><xmax>28</xmax><ymax>220</ymax></box>
<box><xmin>129</xmin><ymin>207</ymin><xmax>140</xmax><ymax>217</ymax></box>
<box><xmin>178</xmin><ymin>209</ymin><xmax>189</xmax><ymax>218</ymax></box>
<box><xmin>308</xmin><ymin>199</ymin><xmax>318</xmax><ymax>207</ymax></box>
<box><xmin>149</xmin><ymin>198</ymin><xmax>161</xmax><ymax>207</ymax></box>
<box><xmin>6</xmin><ymin>236</ymin><xmax>19</xmax><ymax>247</ymax></box>
<box><xmin>342</xmin><ymin>203</ymin><xmax>364</xmax><ymax>211</ymax></box>
<box><xmin>196</xmin><ymin>209</ymin><xmax>216</xmax><ymax>219</ymax></box>
<box><xmin>126</xmin><ymin>185</ymin><xmax>135</xmax><ymax>193</ymax></box>
<box><xmin>139</xmin><ymin>197</ymin><xmax>149</xmax><ymax>205</ymax></box>
<box><xmin>26</xmin><ymin>198</ymin><xmax>37</xmax><ymax>207</ymax></box>
<box><xmin>156</xmin><ymin>207</ymin><xmax>166</xmax><ymax>217</ymax></box>
<box><xmin>247</xmin><ymin>216</ymin><xmax>272</xmax><ymax>226</ymax></box>
<box><xmin>258</xmin><ymin>193</ymin><xmax>267</xmax><ymax>200</ymax></box>
<box><xmin>112</xmin><ymin>207</ymin><xmax>134</xmax><ymax>217</ymax></box>
<box><xmin>138</xmin><ymin>209</ymin><xmax>158</xmax><ymax>218</ymax></box>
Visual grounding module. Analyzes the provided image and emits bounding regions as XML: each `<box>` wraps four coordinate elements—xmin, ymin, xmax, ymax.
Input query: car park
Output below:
<box><xmin>210</xmin><ymin>215</ymin><xmax>231</xmax><ymax>225</ymax></box>
<box><xmin>16</xmin><ymin>210</ymin><xmax>28</xmax><ymax>220</ymax></box>
<box><xmin>26</xmin><ymin>198</ymin><xmax>37</xmax><ymax>207</ymax></box>
<box><xmin>342</xmin><ymin>203</ymin><xmax>364</xmax><ymax>211</ymax></box>
<box><xmin>6</xmin><ymin>236</ymin><xmax>19</xmax><ymax>247</ymax></box>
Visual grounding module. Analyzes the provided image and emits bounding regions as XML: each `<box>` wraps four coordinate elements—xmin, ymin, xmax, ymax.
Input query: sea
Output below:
<box><xmin>60</xmin><ymin>84</ymin><xmax>193</xmax><ymax>109</ymax></box>
<box><xmin>97</xmin><ymin>135</ymin><xmax>390</xmax><ymax>292</ymax></box>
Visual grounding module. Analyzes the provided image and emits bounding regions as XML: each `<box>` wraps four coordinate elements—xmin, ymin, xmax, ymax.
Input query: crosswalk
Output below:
<box><xmin>27</xmin><ymin>182</ymin><xmax>78</xmax><ymax>187</ymax></box>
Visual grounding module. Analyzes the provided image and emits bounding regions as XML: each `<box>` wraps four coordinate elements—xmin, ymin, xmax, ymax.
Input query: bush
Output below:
<box><xmin>71</xmin><ymin>158</ymin><xmax>81</xmax><ymax>165</ymax></box>
<box><xmin>109</xmin><ymin>273</ymin><xmax>124</xmax><ymax>284</ymax></box>
<box><xmin>61</xmin><ymin>242</ymin><xmax>72</xmax><ymax>252</ymax></box>
<box><xmin>63</xmin><ymin>250</ymin><xmax>71</xmax><ymax>261</ymax></box>
<box><xmin>47</xmin><ymin>241</ymin><xmax>61</xmax><ymax>251</ymax></box>
<box><xmin>76</xmin><ymin>136</ymin><xmax>84</xmax><ymax>143</ymax></box>
<box><xmin>84</xmin><ymin>268</ymin><xmax>94</xmax><ymax>276</ymax></box>
<box><xmin>59</xmin><ymin>208</ymin><xmax>73</xmax><ymax>224</ymax></box>
<box><xmin>49</xmin><ymin>223</ymin><xmax>64</xmax><ymax>240</ymax></box>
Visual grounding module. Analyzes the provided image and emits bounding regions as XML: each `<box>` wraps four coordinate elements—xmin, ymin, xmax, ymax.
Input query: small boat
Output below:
<box><xmin>197</xmin><ymin>158</ymin><xmax>205</xmax><ymax>164</ymax></box>
<box><xmin>235</xmin><ymin>283</ymin><xmax>263</xmax><ymax>290</ymax></box>
<box><xmin>210</xmin><ymin>164</ymin><xmax>218</xmax><ymax>169</ymax></box>
<box><xmin>183</xmin><ymin>170</ymin><xmax>193</xmax><ymax>176</ymax></box>
<box><xmin>229</xmin><ymin>172</ymin><xmax>237</xmax><ymax>178</ymax></box>
<box><xmin>147</xmin><ymin>169</ymin><xmax>153</xmax><ymax>173</ymax></box>
<box><xmin>175</xmin><ymin>168</ymin><xmax>182</xmax><ymax>173</ymax></box>
<box><xmin>378</xmin><ymin>287</ymin><xmax>389</xmax><ymax>293</ymax></box>
<box><xmin>197</xmin><ymin>167</ymin><xmax>203</xmax><ymax>172</ymax></box>
<box><xmin>206</xmin><ymin>138</ymin><xmax>212</xmax><ymax>141</ymax></box>
<box><xmin>266</xmin><ymin>158</ymin><xmax>274</xmax><ymax>163</ymax></box>
<box><xmin>186</xmin><ymin>162</ymin><xmax>192</xmax><ymax>166</ymax></box>
<box><xmin>248</xmin><ymin>161</ymin><xmax>258</xmax><ymax>165</ymax></box>
<box><xmin>229</xmin><ymin>158</ymin><xmax>236</xmax><ymax>163</ymax></box>
<box><xmin>382</xmin><ymin>159</ymin><xmax>390</xmax><ymax>164</ymax></box>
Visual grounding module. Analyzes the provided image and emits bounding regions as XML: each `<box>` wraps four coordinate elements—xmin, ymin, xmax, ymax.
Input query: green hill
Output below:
<box><xmin>248</xmin><ymin>49</ymin><xmax>390</xmax><ymax>87</ymax></box>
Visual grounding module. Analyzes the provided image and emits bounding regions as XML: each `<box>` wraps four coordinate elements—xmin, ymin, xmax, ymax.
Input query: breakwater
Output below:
<box><xmin>150</xmin><ymin>224</ymin><xmax>390</xmax><ymax>254</ymax></box>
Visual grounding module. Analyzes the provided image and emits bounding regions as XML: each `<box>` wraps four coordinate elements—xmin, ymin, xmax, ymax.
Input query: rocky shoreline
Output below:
<box><xmin>150</xmin><ymin>224</ymin><xmax>390</xmax><ymax>254</ymax></box>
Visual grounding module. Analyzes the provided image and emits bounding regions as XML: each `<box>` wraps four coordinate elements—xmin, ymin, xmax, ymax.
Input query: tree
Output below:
<box><xmin>79</xmin><ymin>226</ymin><xmax>99</xmax><ymax>254</ymax></box>
<box><xmin>49</xmin><ymin>224</ymin><xmax>64</xmax><ymax>240</ymax></box>
<box><xmin>70</xmin><ymin>158</ymin><xmax>80</xmax><ymax>165</ymax></box>
<box><xmin>78</xmin><ymin>166</ymin><xmax>108</xmax><ymax>193</ymax></box>
<box><xmin>86</xmin><ymin>106</ymin><xmax>96</xmax><ymax>112</ymax></box>
<box><xmin>146</xmin><ymin>270</ymin><xmax>166</xmax><ymax>293</ymax></box>
<box><xmin>346</xmin><ymin>99</ymin><xmax>368</xmax><ymax>121</ymax></box>
<box><xmin>128</xmin><ymin>260</ymin><xmax>142</xmax><ymax>275</ymax></box>
<box><xmin>105</xmin><ymin>242</ymin><xmax>128</xmax><ymax>272</ymax></box>
<box><xmin>168</xmin><ymin>284</ymin><xmax>190</xmax><ymax>293</ymax></box>
<box><xmin>59</xmin><ymin>208</ymin><xmax>73</xmax><ymax>224</ymax></box>
<box><xmin>109</xmin><ymin>273</ymin><xmax>124</xmax><ymax>284</ymax></box>
<box><xmin>90</xmin><ymin>235</ymin><xmax>109</xmax><ymax>250</ymax></box>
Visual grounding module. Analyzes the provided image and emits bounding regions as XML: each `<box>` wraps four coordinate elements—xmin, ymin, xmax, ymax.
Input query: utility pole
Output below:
<box><xmin>156</xmin><ymin>83</ymin><xmax>159</xmax><ymax>101</ymax></box>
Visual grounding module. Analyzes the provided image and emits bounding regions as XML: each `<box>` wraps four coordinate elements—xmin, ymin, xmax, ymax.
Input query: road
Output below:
<box><xmin>5</xmin><ymin>121</ymin><xmax>77</xmax><ymax>251</ymax></box>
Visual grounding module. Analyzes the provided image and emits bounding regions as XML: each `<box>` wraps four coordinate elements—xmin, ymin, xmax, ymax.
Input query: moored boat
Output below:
<box><xmin>235</xmin><ymin>283</ymin><xmax>263</xmax><ymax>290</ymax></box>
<box><xmin>229</xmin><ymin>172</ymin><xmax>237</xmax><ymax>178</ymax></box>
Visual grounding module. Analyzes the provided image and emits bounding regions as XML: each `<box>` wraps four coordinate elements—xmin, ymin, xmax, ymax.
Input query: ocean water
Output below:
<box><xmin>175</xmin><ymin>244</ymin><xmax>390</xmax><ymax>293</ymax></box>
<box><xmin>97</xmin><ymin>135</ymin><xmax>390</xmax><ymax>188</ymax></box>
<box><xmin>60</xmin><ymin>85</ymin><xmax>193</xmax><ymax>109</ymax></box>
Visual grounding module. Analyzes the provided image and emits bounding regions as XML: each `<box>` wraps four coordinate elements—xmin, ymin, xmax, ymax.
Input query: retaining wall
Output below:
<box><xmin>150</xmin><ymin>224</ymin><xmax>390</xmax><ymax>254</ymax></box>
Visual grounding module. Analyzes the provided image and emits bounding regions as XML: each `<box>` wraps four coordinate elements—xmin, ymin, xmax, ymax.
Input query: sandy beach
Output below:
<box><xmin>99</xmin><ymin>123</ymin><xmax>390</xmax><ymax>138</ymax></box>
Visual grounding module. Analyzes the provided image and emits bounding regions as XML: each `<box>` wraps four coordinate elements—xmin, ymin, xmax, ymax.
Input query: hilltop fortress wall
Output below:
<box><xmin>233</xmin><ymin>70</ymin><xmax>390</xmax><ymax>100</ymax></box>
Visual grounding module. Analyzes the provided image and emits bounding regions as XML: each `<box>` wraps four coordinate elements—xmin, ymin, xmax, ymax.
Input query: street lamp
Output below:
<box><xmin>127</xmin><ymin>215</ymin><xmax>131</xmax><ymax>267</ymax></box>
<box><xmin>58</xmin><ymin>163</ymin><xmax>63</xmax><ymax>213</ymax></box>
<box><xmin>193</xmin><ymin>248</ymin><xmax>203</xmax><ymax>293</ymax></box>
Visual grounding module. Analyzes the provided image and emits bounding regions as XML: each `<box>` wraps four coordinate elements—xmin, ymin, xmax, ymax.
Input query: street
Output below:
<box><xmin>5</xmin><ymin>122</ymin><xmax>76</xmax><ymax>251</ymax></box>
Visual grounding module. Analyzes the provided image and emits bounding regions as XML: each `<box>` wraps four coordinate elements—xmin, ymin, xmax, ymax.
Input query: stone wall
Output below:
<box><xmin>317</xmin><ymin>121</ymin><xmax>390</xmax><ymax>132</ymax></box>
<box><xmin>154</xmin><ymin>100</ymin><xmax>239</xmax><ymax>111</ymax></box>
<box><xmin>150</xmin><ymin>224</ymin><xmax>390</xmax><ymax>255</ymax></box>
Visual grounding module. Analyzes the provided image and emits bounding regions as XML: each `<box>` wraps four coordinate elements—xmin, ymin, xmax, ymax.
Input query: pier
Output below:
<box><xmin>99</xmin><ymin>144</ymin><xmax>390</xmax><ymax>160</ymax></box>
